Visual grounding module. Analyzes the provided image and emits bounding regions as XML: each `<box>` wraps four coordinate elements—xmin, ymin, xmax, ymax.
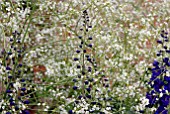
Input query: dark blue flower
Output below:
<box><xmin>6</xmin><ymin>90</ymin><xmax>12</xmax><ymax>93</ymax></box>
<box><xmin>9</xmin><ymin>98</ymin><xmax>13</xmax><ymax>102</ymax></box>
<box><xmin>8</xmin><ymin>52</ymin><xmax>12</xmax><ymax>55</ymax></box>
<box><xmin>82</xmin><ymin>71</ymin><xmax>85</xmax><ymax>75</ymax></box>
<box><xmin>8</xmin><ymin>76</ymin><xmax>13</xmax><ymax>79</ymax></box>
<box><xmin>164</xmin><ymin>46</ymin><xmax>167</xmax><ymax>49</ymax></box>
<box><xmin>78</xmin><ymin>95</ymin><xmax>82</xmax><ymax>99</ymax></box>
<box><xmin>68</xmin><ymin>110</ymin><xmax>73</xmax><ymax>114</ymax></box>
<box><xmin>20</xmin><ymin>78</ymin><xmax>25</xmax><ymax>82</ymax></box>
<box><xmin>15</xmin><ymin>106</ymin><xmax>19</xmax><ymax>110</ymax></box>
<box><xmin>19</xmin><ymin>63</ymin><xmax>22</xmax><ymax>67</ymax></box>
<box><xmin>164</xmin><ymin>76</ymin><xmax>170</xmax><ymax>81</ymax></box>
<box><xmin>85</xmin><ymin>55</ymin><xmax>89</xmax><ymax>58</ymax></box>
<box><xmin>87</xmin><ymin>58</ymin><xmax>91</xmax><ymax>62</ymax></box>
<box><xmin>157</xmin><ymin>40</ymin><xmax>163</xmax><ymax>44</ymax></box>
<box><xmin>163</xmin><ymin>57</ymin><xmax>169</xmax><ymax>64</ymax></box>
<box><xmin>20</xmin><ymin>92</ymin><xmax>25</xmax><ymax>96</ymax></box>
<box><xmin>105</xmin><ymin>84</ymin><xmax>109</xmax><ymax>87</ymax></box>
<box><xmin>79</xmin><ymin>45</ymin><xmax>82</xmax><ymax>48</ymax></box>
<box><xmin>88</xmin><ymin>44</ymin><xmax>92</xmax><ymax>48</ymax></box>
<box><xmin>21</xmin><ymin>88</ymin><xmax>26</xmax><ymax>91</ymax></box>
<box><xmin>152</xmin><ymin>66</ymin><xmax>165</xmax><ymax>77</ymax></box>
<box><xmin>164</xmin><ymin>82</ymin><xmax>170</xmax><ymax>92</ymax></box>
<box><xmin>73</xmin><ymin>58</ymin><xmax>79</xmax><ymax>61</ymax></box>
<box><xmin>76</xmin><ymin>50</ymin><xmax>81</xmax><ymax>53</ymax></box>
<box><xmin>18</xmin><ymin>96</ymin><xmax>21</xmax><ymax>100</ymax></box>
<box><xmin>86</xmin><ymin>94</ymin><xmax>91</xmax><ymax>99</ymax></box>
<box><xmin>139</xmin><ymin>110</ymin><xmax>144</xmax><ymax>113</ymax></box>
<box><xmin>157</xmin><ymin>51</ymin><xmax>161</xmax><ymax>56</ymax></box>
<box><xmin>166</xmin><ymin>50</ymin><xmax>170</xmax><ymax>53</ymax></box>
<box><xmin>153</xmin><ymin>60</ymin><xmax>159</xmax><ymax>66</ymax></box>
<box><xmin>6</xmin><ymin>66</ymin><xmax>11</xmax><ymax>70</ymax></box>
<box><xmin>77</xmin><ymin>65</ymin><xmax>81</xmax><ymax>69</ymax></box>
<box><xmin>10</xmin><ymin>101</ymin><xmax>15</xmax><ymax>106</ymax></box>
<box><xmin>10</xmin><ymin>38</ymin><xmax>13</xmax><ymax>42</ymax></box>
<box><xmin>78</xmin><ymin>36</ymin><xmax>82</xmax><ymax>39</ymax></box>
<box><xmin>165</xmin><ymin>32</ymin><xmax>168</xmax><ymax>35</ymax></box>
<box><xmin>84</xmin><ymin>80</ymin><xmax>89</xmax><ymax>85</ymax></box>
<box><xmin>88</xmin><ymin>37</ymin><xmax>92</xmax><ymax>40</ymax></box>
<box><xmin>164</xmin><ymin>39</ymin><xmax>168</xmax><ymax>42</ymax></box>
<box><xmin>153</xmin><ymin>78</ymin><xmax>164</xmax><ymax>92</ymax></box>
<box><xmin>162</xmin><ymin>110</ymin><xmax>168</xmax><ymax>114</ymax></box>
<box><xmin>72</xmin><ymin>79</ymin><xmax>77</xmax><ymax>82</ymax></box>
<box><xmin>22</xmin><ymin>110</ymin><xmax>30</xmax><ymax>114</ymax></box>
<box><xmin>73</xmin><ymin>86</ymin><xmax>78</xmax><ymax>90</ymax></box>
<box><xmin>161</xmin><ymin>34</ymin><xmax>164</xmax><ymax>38</ymax></box>
<box><xmin>86</xmin><ymin>88</ymin><xmax>91</xmax><ymax>93</ymax></box>
<box><xmin>91</xmin><ymin>101</ymin><xmax>96</xmax><ymax>105</ymax></box>
<box><xmin>145</xmin><ymin>92</ymin><xmax>157</xmax><ymax>107</ymax></box>
<box><xmin>24</xmin><ymin>100</ymin><xmax>29</xmax><ymax>104</ymax></box>
<box><xmin>155</xmin><ymin>106</ymin><xmax>167</xmax><ymax>114</ymax></box>
<box><xmin>159</xmin><ymin>94</ymin><xmax>170</xmax><ymax>107</ymax></box>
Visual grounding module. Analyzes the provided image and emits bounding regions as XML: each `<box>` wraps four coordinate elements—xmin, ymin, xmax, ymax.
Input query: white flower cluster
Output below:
<box><xmin>0</xmin><ymin>0</ymin><xmax>169</xmax><ymax>113</ymax></box>
<box><xmin>134</xmin><ymin>97</ymin><xmax>149</xmax><ymax>113</ymax></box>
<box><xmin>73</xmin><ymin>97</ymin><xmax>90</xmax><ymax>114</ymax></box>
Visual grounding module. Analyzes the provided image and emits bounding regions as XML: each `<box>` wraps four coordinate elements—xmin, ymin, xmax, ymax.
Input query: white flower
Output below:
<box><xmin>13</xmin><ymin>81</ymin><xmax>21</xmax><ymax>91</ymax></box>
<box><xmin>44</xmin><ymin>109</ymin><xmax>48</xmax><ymax>111</ymax></box>
<box><xmin>159</xmin><ymin>92</ymin><xmax>163</xmax><ymax>97</ymax></box>
<box><xmin>106</xmin><ymin>107</ymin><xmax>111</xmax><ymax>110</ymax></box>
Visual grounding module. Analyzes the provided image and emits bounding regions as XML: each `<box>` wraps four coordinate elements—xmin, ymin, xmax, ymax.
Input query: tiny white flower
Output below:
<box><xmin>159</xmin><ymin>92</ymin><xmax>163</xmax><ymax>97</ymax></box>
<box><xmin>44</xmin><ymin>109</ymin><xmax>48</xmax><ymax>111</ymax></box>
<box><xmin>13</xmin><ymin>81</ymin><xmax>21</xmax><ymax>91</ymax></box>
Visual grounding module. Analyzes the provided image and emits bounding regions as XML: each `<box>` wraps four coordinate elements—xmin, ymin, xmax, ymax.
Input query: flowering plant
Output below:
<box><xmin>143</xmin><ymin>30</ymin><xmax>170</xmax><ymax>114</ymax></box>
<box><xmin>0</xmin><ymin>31</ymin><xmax>33</xmax><ymax>114</ymax></box>
<box><xmin>0</xmin><ymin>0</ymin><xmax>169</xmax><ymax>114</ymax></box>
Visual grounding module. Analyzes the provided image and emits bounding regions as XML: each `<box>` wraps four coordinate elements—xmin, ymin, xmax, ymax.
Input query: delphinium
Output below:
<box><xmin>0</xmin><ymin>31</ymin><xmax>34</xmax><ymax>114</ymax></box>
<box><xmin>142</xmin><ymin>30</ymin><xmax>170</xmax><ymax>114</ymax></box>
<box><xmin>66</xmin><ymin>9</ymin><xmax>113</xmax><ymax>114</ymax></box>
